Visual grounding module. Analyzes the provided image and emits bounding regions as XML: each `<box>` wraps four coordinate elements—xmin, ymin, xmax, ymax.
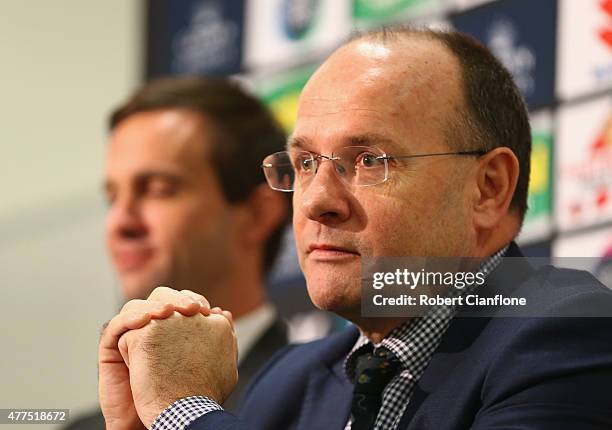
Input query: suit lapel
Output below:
<box><xmin>297</xmin><ymin>358</ymin><xmax>353</xmax><ymax>430</ymax></box>
<box><xmin>296</xmin><ymin>327</ymin><xmax>358</xmax><ymax>430</ymax></box>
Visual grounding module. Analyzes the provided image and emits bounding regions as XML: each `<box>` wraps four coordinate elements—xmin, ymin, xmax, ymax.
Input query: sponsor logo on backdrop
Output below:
<box><xmin>518</xmin><ymin>111</ymin><xmax>553</xmax><ymax>243</ymax></box>
<box><xmin>172</xmin><ymin>1</ymin><xmax>239</xmax><ymax>73</ymax></box>
<box><xmin>487</xmin><ymin>19</ymin><xmax>536</xmax><ymax>97</ymax></box>
<box><xmin>594</xmin><ymin>0</ymin><xmax>612</xmax><ymax>82</ymax></box>
<box><xmin>525</xmin><ymin>132</ymin><xmax>551</xmax><ymax>221</ymax></box>
<box><xmin>564</xmin><ymin>114</ymin><xmax>612</xmax><ymax>220</ymax></box>
<box><xmin>452</xmin><ymin>0</ymin><xmax>556</xmax><ymax>108</ymax></box>
<box><xmin>598</xmin><ymin>0</ymin><xmax>612</xmax><ymax>50</ymax></box>
<box><xmin>353</xmin><ymin>0</ymin><xmax>432</xmax><ymax>20</ymax></box>
<box><xmin>258</xmin><ymin>67</ymin><xmax>315</xmax><ymax>132</ymax></box>
<box><xmin>281</xmin><ymin>0</ymin><xmax>319</xmax><ymax>40</ymax></box>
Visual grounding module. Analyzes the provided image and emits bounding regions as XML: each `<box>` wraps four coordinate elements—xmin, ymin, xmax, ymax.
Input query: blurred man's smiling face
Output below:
<box><xmin>292</xmin><ymin>38</ymin><xmax>478</xmax><ymax>319</ymax></box>
<box><xmin>104</xmin><ymin>109</ymin><xmax>237</xmax><ymax>300</ymax></box>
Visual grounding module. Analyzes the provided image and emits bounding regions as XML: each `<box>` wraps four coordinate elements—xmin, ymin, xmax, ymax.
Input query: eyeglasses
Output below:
<box><xmin>261</xmin><ymin>146</ymin><xmax>486</xmax><ymax>192</ymax></box>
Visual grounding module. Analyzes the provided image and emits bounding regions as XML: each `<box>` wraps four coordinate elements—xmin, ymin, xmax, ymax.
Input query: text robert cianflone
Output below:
<box><xmin>372</xmin><ymin>294</ymin><xmax>527</xmax><ymax>307</ymax></box>
<box><xmin>372</xmin><ymin>269</ymin><xmax>486</xmax><ymax>290</ymax></box>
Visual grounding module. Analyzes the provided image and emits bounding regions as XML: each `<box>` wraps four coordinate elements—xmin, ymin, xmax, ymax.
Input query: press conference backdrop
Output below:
<box><xmin>146</xmin><ymin>0</ymin><xmax>612</xmax><ymax>283</ymax></box>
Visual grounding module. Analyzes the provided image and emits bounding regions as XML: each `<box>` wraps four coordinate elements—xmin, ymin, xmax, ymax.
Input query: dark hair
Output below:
<box><xmin>109</xmin><ymin>76</ymin><xmax>289</xmax><ymax>274</ymax></box>
<box><xmin>355</xmin><ymin>26</ymin><xmax>532</xmax><ymax>221</ymax></box>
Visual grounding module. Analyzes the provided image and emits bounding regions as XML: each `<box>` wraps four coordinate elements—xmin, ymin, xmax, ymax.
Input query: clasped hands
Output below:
<box><xmin>98</xmin><ymin>287</ymin><xmax>238</xmax><ymax>430</ymax></box>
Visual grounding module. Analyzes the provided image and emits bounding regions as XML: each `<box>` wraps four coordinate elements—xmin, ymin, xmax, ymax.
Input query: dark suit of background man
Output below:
<box><xmin>67</xmin><ymin>77</ymin><xmax>290</xmax><ymax>429</ymax></box>
<box><xmin>99</xmin><ymin>27</ymin><xmax>612</xmax><ymax>430</ymax></box>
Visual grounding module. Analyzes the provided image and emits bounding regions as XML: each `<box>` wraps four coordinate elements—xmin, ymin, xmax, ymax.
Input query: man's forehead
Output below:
<box><xmin>108</xmin><ymin>111</ymin><xmax>210</xmax><ymax>164</ymax></box>
<box><xmin>292</xmin><ymin>36</ymin><xmax>462</xmax><ymax>154</ymax></box>
<box><xmin>303</xmin><ymin>36</ymin><xmax>460</xmax><ymax>103</ymax></box>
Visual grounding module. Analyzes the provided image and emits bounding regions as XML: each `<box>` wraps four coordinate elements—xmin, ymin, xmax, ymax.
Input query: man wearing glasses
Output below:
<box><xmin>99</xmin><ymin>28</ymin><xmax>612</xmax><ymax>429</ymax></box>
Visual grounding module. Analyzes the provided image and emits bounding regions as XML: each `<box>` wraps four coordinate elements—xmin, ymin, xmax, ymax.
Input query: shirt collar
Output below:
<box><xmin>234</xmin><ymin>303</ymin><xmax>276</xmax><ymax>365</ymax></box>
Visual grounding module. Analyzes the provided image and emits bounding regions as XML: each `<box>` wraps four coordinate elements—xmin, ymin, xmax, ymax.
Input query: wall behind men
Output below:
<box><xmin>0</xmin><ymin>1</ymin><xmax>141</xmax><ymax>428</ymax></box>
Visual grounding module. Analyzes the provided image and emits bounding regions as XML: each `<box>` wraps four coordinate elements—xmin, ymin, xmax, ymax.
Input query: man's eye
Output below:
<box><xmin>146</xmin><ymin>180</ymin><xmax>176</xmax><ymax>197</ymax></box>
<box><xmin>356</xmin><ymin>153</ymin><xmax>381</xmax><ymax>168</ymax></box>
<box><xmin>105</xmin><ymin>192</ymin><xmax>116</xmax><ymax>206</ymax></box>
<box><xmin>103</xmin><ymin>186</ymin><xmax>117</xmax><ymax>206</ymax></box>
<box><xmin>302</xmin><ymin>158</ymin><xmax>315</xmax><ymax>171</ymax></box>
<box><xmin>294</xmin><ymin>154</ymin><xmax>315</xmax><ymax>172</ymax></box>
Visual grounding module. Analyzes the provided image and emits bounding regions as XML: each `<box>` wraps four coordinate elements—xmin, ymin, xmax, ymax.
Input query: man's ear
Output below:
<box><xmin>240</xmin><ymin>183</ymin><xmax>289</xmax><ymax>245</ymax></box>
<box><xmin>472</xmin><ymin>147</ymin><xmax>519</xmax><ymax>230</ymax></box>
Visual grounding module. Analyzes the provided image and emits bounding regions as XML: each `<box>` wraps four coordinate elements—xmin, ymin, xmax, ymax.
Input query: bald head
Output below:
<box><xmin>299</xmin><ymin>33</ymin><xmax>466</xmax><ymax>156</ymax></box>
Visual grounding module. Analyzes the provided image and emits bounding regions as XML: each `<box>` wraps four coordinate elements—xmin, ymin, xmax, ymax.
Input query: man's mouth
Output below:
<box><xmin>113</xmin><ymin>248</ymin><xmax>154</xmax><ymax>271</ymax></box>
<box><xmin>307</xmin><ymin>243</ymin><xmax>360</xmax><ymax>261</ymax></box>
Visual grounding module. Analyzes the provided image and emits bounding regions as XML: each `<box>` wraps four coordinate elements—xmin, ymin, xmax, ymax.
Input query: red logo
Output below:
<box><xmin>568</xmin><ymin>116</ymin><xmax>612</xmax><ymax>219</ymax></box>
<box><xmin>596</xmin><ymin>187</ymin><xmax>609</xmax><ymax>208</ymax></box>
<box><xmin>599</xmin><ymin>0</ymin><xmax>612</xmax><ymax>49</ymax></box>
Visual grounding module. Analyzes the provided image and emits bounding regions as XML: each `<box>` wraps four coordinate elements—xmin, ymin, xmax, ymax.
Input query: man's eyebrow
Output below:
<box><xmin>346</xmin><ymin>133</ymin><xmax>397</xmax><ymax>149</ymax></box>
<box><xmin>102</xmin><ymin>170</ymin><xmax>185</xmax><ymax>191</ymax></box>
<box><xmin>286</xmin><ymin>135</ymin><xmax>310</xmax><ymax>151</ymax></box>
<box><xmin>286</xmin><ymin>133</ymin><xmax>400</xmax><ymax>152</ymax></box>
<box><xmin>134</xmin><ymin>170</ymin><xmax>184</xmax><ymax>181</ymax></box>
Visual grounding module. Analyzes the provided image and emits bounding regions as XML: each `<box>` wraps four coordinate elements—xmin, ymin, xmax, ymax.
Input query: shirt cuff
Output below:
<box><xmin>150</xmin><ymin>396</ymin><xmax>223</xmax><ymax>430</ymax></box>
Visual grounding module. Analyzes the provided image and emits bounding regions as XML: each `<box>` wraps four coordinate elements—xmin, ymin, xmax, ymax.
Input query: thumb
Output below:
<box><xmin>118</xmin><ymin>333</ymin><xmax>131</xmax><ymax>367</ymax></box>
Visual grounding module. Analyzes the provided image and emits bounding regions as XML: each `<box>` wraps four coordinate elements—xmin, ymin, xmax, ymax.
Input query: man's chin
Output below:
<box><xmin>306</xmin><ymin>279</ymin><xmax>361</xmax><ymax>317</ymax></box>
<box><xmin>120</xmin><ymin>274</ymin><xmax>167</xmax><ymax>301</ymax></box>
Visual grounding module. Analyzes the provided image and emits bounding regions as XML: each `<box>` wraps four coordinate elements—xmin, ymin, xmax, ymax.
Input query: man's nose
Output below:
<box><xmin>106</xmin><ymin>194</ymin><xmax>147</xmax><ymax>240</ymax></box>
<box><xmin>298</xmin><ymin>160</ymin><xmax>351</xmax><ymax>225</ymax></box>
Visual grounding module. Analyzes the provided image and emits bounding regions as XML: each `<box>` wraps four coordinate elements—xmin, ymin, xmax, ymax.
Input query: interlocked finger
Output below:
<box><xmin>147</xmin><ymin>286</ymin><xmax>209</xmax><ymax>316</ymax></box>
<box><xmin>180</xmin><ymin>289</ymin><xmax>211</xmax><ymax>315</ymax></box>
<box><xmin>120</xmin><ymin>299</ymin><xmax>174</xmax><ymax>317</ymax></box>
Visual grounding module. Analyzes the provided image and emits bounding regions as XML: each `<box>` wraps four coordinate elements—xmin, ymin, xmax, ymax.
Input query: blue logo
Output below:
<box><xmin>172</xmin><ymin>1</ymin><xmax>239</xmax><ymax>73</ymax></box>
<box><xmin>281</xmin><ymin>0</ymin><xmax>318</xmax><ymax>40</ymax></box>
<box><xmin>486</xmin><ymin>19</ymin><xmax>536</xmax><ymax>97</ymax></box>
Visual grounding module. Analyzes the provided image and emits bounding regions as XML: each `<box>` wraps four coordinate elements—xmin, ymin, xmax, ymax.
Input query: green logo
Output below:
<box><xmin>353</xmin><ymin>0</ymin><xmax>431</xmax><ymax>20</ymax></box>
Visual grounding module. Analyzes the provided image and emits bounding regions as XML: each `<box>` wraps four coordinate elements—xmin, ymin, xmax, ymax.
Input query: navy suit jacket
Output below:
<box><xmin>188</xmin><ymin>243</ymin><xmax>612</xmax><ymax>429</ymax></box>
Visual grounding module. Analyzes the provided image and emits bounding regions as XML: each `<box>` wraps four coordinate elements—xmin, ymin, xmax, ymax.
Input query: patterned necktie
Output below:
<box><xmin>350</xmin><ymin>346</ymin><xmax>402</xmax><ymax>430</ymax></box>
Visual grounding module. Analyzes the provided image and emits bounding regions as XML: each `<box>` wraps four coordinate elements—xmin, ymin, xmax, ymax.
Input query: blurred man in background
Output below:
<box><xmin>67</xmin><ymin>77</ymin><xmax>289</xmax><ymax>429</ymax></box>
